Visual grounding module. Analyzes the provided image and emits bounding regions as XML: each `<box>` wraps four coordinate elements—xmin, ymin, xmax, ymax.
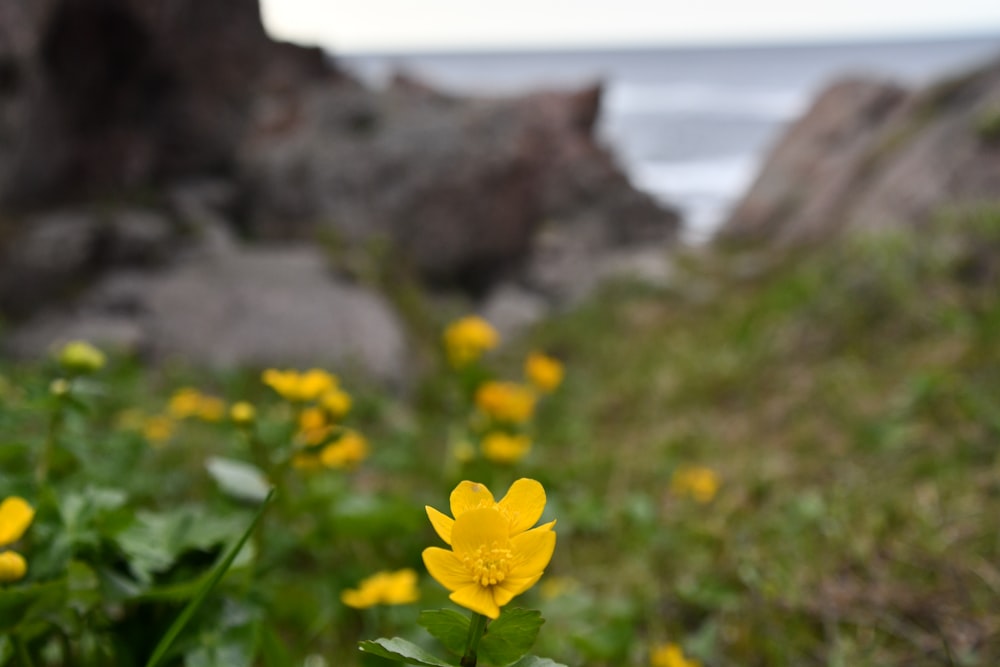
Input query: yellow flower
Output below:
<box><xmin>319</xmin><ymin>431</ymin><xmax>369</xmax><ymax>469</ymax></box>
<box><xmin>475</xmin><ymin>382</ymin><xmax>537</xmax><ymax>424</ymax></box>
<box><xmin>443</xmin><ymin>316</ymin><xmax>499</xmax><ymax>367</ymax></box>
<box><xmin>0</xmin><ymin>496</ymin><xmax>34</xmax><ymax>584</ymax></box>
<box><xmin>143</xmin><ymin>415</ymin><xmax>175</xmax><ymax>445</ymax></box>
<box><xmin>341</xmin><ymin>569</ymin><xmax>420</xmax><ymax>608</ymax></box>
<box><xmin>320</xmin><ymin>388</ymin><xmax>352</xmax><ymax>419</ymax></box>
<box><xmin>480</xmin><ymin>432</ymin><xmax>531</xmax><ymax>464</ymax></box>
<box><xmin>57</xmin><ymin>340</ymin><xmax>105</xmax><ymax>374</ymax></box>
<box><xmin>524</xmin><ymin>353</ymin><xmax>564</xmax><ymax>393</ymax></box>
<box><xmin>291</xmin><ymin>452</ymin><xmax>322</xmax><ymax>471</ymax></box>
<box><xmin>423</xmin><ymin>479</ymin><xmax>555</xmax><ymax>619</ymax></box>
<box><xmin>650</xmin><ymin>643</ymin><xmax>701</xmax><ymax>667</ymax></box>
<box><xmin>168</xmin><ymin>388</ymin><xmax>225</xmax><ymax>422</ymax></box>
<box><xmin>297</xmin><ymin>407</ymin><xmax>332</xmax><ymax>446</ymax></box>
<box><xmin>262</xmin><ymin>368</ymin><xmax>337</xmax><ymax>402</ymax></box>
<box><xmin>49</xmin><ymin>378</ymin><xmax>70</xmax><ymax>397</ymax></box>
<box><xmin>196</xmin><ymin>396</ymin><xmax>225</xmax><ymax>422</ymax></box>
<box><xmin>230</xmin><ymin>401</ymin><xmax>256</xmax><ymax>426</ymax></box>
<box><xmin>670</xmin><ymin>466</ymin><xmax>720</xmax><ymax>504</ymax></box>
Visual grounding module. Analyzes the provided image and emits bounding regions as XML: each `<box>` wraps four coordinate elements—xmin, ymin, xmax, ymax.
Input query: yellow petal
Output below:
<box><xmin>450</xmin><ymin>583</ymin><xmax>501</xmax><ymax>619</ymax></box>
<box><xmin>0</xmin><ymin>497</ymin><xmax>34</xmax><ymax>547</ymax></box>
<box><xmin>450</xmin><ymin>509</ymin><xmax>509</xmax><ymax>556</ymax></box>
<box><xmin>509</xmin><ymin>527</ymin><xmax>556</xmax><ymax>580</ymax></box>
<box><xmin>422</xmin><ymin>547</ymin><xmax>471</xmax><ymax>593</ymax></box>
<box><xmin>450</xmin><ymin>481</ymin><xmax>496</xmax><ymax>518</ymax></box>
<box><xmin>497</xmin><ymin>479</ymin><xmax>546</xmax><ymax>534</ymax></box>
<box><xmin>493</xmin><ymin>573</ymin><xmax>543</xmax><ymax>606</ymax></box>
<box><xmin>0</xmin><ymin>550</ymin><xmax>27</xmax><ymax>583</ymax></box>
<box><xmin>426</xmin><ymin>506</ymin><xmax>455</xmax><ymax>545</ymax></box>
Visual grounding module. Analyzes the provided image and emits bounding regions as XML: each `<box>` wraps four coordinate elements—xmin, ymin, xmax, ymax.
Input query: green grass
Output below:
<box><xmin>3</xmin><ymin>206</ymin><xmax>1000</xmax><ymax>666</ymax></box>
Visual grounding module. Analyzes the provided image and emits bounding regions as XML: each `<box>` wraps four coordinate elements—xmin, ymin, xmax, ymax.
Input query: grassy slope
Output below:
<box><xmin>516</xmin><ymin>209</ymin><xmax>1000</xmax><ymax>666</ymax></box>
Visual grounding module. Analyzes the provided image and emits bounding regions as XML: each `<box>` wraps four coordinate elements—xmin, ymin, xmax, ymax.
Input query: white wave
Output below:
<box><xmin>627</xmin><ymin>155</ymin><xmax>761</xmax><ymax>243</ymax></box>
<box><xmin>604</xmin><ymin>81</ymin><xmax>808</xmax><ymax>120</ymax></box>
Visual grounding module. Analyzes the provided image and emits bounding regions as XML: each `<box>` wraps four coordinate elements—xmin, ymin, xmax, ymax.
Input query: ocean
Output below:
<box><xmin>340</xmin><ymin>35</ymin><xmax>1000</xmax><ymax>241</ymax></box>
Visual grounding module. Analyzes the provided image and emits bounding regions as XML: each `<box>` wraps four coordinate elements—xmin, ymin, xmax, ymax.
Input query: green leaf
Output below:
<box><xmin>358</xmin><ymin>637</ymin><xmax>456</xmax><ymax>666</ymax></box>
<box><xmin>508</xmin><ymin>657</ymin><xmax>568</xmax><ymax>667</ymax></box>
<box><xmin>418</xmin><ymin>609</ymin><xmax>470</xmax><ymax>656</ymax></box>
<box><xmin>205</xmin><ymin>457</ymin><xmax>271</xmax><ymax>502</ymax></box>
<box><xmin>143</xmin><ymin>488</ymin><xmax>274</xmax><ymax>667</ymax></box>
<box><xmin>0</xmin><ymin>579</ymin><xmax>68</xmax><ymax>633</ymax></box>
<box><xmin>479</xmin><ymin>609</ymin><xmax>543</xmax><ymax>667</ymax></box>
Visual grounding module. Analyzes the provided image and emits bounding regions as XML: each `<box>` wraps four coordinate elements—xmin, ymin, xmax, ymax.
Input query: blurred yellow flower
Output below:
<box><xmin>57</xmin><ymin>340</ymin><xmax>105</xmax><ymax>374</ymax></box>
<box><xmin>539</xmin><ymin>575</ymin><xmax>578</xmax><ymax>601</ymax></box>
<box><xmin>49</xmin><ymin>378</ymin><xmax>70</xmax><ymax>397</ymax></box>
<box><xmin>423</xmin><ymin>478</ymin><xmax>556</xmax><ymax>619</ymax></box>
<box><xmin>475</xmin><ymin>382</ymin><xmax>536</xmax><ymax>424</ymax></box>
<box><xmin>320</xmin><ymin>388</ymin><xmax>352</xmax><ymax>419</ymax></box>
<box><xmin>524</xmin><ymin>352</ymin><xmax>564</xmax><ymax>393</ymax></box>
<box><xmin>0</xmin><ymin>496</ymin><xmax>34</xmax><ymax>584</ymax></box>
<box><xmin>168</xmin><ymin>388</ymin><xmax>225</xmax><ymax>422</ymax></box>
<box><xmin>297</xmin><ymin>407</ymin><xmax>332</xmax><ymax>446</ymax></box>
<box><xmin>650</xmin><ymin>643</ymin><xmax>701</xmax><ymax>667</ymax></box>
<box><xmin>443</xmin><ymin>316</ymin><xmax>499</xmax><ymax>367</ymax></box>
<box><xmin>670</xmin><ymin>466</ymin><xmax>720</xmax><ymax>504</ymax></box>
<box><xmin>319</xmin><ymin>431</ymin><xmax>369</xmax><ymax>469</ymax></box>
<box><xmin>341</xmin><ymin>569</ymin><xmax>420</xmax><ymax>608</ymax></box>
<box><xmin>262</xmin><ymin>368</ymin><xmax>337</xmax><ymax>403</ymax></box>
<box><xmin>452</xmin><ymin>440</ymin><xmax>476</xmax><ymax>464</ymax></box>
<box><xmin>230</xmin><ymin>401</ymin><xmax>256</xmax><ymax>426</ymax></box>
<box><xmin>291</xmin><ymin>452</ymin><xmax>322</xmax><ymax>471</ymax></box>
<box><xmin>143</xmin><ymin>415</ymin><xmax>175</xmax><ymax>445</ymax></box>
<box><xmin>481</xmin><ymin>432</ymin><xmax>531</xmax><ymax>464</ymax></box>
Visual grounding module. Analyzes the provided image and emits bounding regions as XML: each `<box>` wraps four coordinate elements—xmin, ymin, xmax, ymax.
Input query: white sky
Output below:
<box><xmin>260</xmin><ymin>0</ymin><xmax>1000</xmax><ymax>52</ymax></box>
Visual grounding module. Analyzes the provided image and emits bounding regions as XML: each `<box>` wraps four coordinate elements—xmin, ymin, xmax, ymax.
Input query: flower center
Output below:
<box><xmin>463</xmin><ymin>541</ymin><xmax>513</xmax><ymax>587</ymax></box>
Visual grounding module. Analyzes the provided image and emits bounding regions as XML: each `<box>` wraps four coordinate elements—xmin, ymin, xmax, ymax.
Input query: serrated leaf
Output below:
<box><xmin>418</xmin><ymin>609</ymin><xmax>470</xmax><ymax>656</ymax></box>
<box><xmin>508</xmin><ymin>656</ymin><xmax>568</xmax><ymax>667</ymax></box>
<box><xmin>479</xmin><ymin>609</ymin><xmax>543</xmax><ymax>667</ymax></box>
<box><xmin>358</xmin><ymin>637</ymin><xmax>456</xmax><ymax>666</ymax></box>
<box><xmin>205</xmin><ymin>457</ymin><xmax>270</xmax><ymax>502</ymax></box>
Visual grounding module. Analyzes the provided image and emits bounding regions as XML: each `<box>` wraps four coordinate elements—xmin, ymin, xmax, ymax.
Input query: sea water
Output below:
<box><xmin>340</xmin><ymin>35</ymin><xmax>1000</xmax><ymax>242</ymax></box>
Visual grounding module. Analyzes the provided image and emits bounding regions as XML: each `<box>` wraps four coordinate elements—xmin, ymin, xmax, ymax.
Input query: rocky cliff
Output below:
<box><xmin>0</xmin><ymin>0</ymin><xmax>680</xmax><ymax>379</ymax></box>
<box><xmin>720</xmin><ymin>55</ymin><xmax>1000</xmax><ymax>245</ymax></box>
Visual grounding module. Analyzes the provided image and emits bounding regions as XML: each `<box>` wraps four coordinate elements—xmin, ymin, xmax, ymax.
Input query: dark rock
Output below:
<box><xmin>721</xmin><ymin>56</ymin><xmax>1000</xmax><ymax>244</ymax></box>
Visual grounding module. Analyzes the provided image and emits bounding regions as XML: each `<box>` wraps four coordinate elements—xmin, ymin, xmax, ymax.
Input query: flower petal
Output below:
<box><xmin>450</xmin><ymin>481</ymin><xmax>496</xmax><ymax>518</ymax></box>
<box><xmin>509</xmin><ymin>527</ymin><xmax>556</xmax><ymax>580</ymax></box>
<box><xmin>422</xmin><ymin>547</ymin><xmax>470</xmax><ymax>593</ymax></box>
<box><xmin>426</xmin><ymin>506</ymin><xmax>455</xmax><ymax>545</ymax></box>
<box><xmin>0</xmin><ymin>550</ymin><xmax>27</xmax><ymax>583</ymax></box>
<box><xmin>494</xmin><ymin>573</ymin><xmax>543</xmax><ymax>606</ymax></box>
<box><xmin>450</xmin><ymin>583</ymin><xmax>502</xmax><ymax>619</ymax></box>
<box><xmin>0</xmin><ymin>497</ymin><xmax>34</xmax><ymax>547</ymax></box>
<box><xmin>451</xmin><ymin>508</ymin><xmax>509</xmax><ymax>555</ymax></box>
<box><xmin>497</xmin><ymin>479</ymin><xmax>546</xmax><ymax>534</ymax></box>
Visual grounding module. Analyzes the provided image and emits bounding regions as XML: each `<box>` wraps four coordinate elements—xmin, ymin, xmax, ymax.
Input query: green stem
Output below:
<box><xmin>460</xmin><ymin>612</ymin><xmax>489</xmax><ymax>667</ymax></box>
<box><xmin>36</xmin><ymin>400</ymin><xmax>65</xmax><ymax>485</ymax></box>
<box><xmin>13</xmin><ymin>633</ymin><xmax>36</xmax><ymax>667</ymax></box>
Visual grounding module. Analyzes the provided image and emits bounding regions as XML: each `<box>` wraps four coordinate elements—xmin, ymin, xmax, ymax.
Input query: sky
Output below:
<box><xmin>260</xmin><ymin>0</ymin><xmax>1000</xmax><ymax>52</ymax></box>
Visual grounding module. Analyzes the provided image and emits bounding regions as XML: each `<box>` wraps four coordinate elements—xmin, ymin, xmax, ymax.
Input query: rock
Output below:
<box><xmin>480</xmin><ymin>284</ymin><xmax>550</xmax><ymax>341</ymax></box>
<box><xmin>720</xmin><ymin>56</ymin><xmax>1000</xmax><ymax>244</ymax></box>
<box><xmin>4</xmin><ymin>244</ymin><xmax>410</xmax><ymax>384</ymax></box>
<box><xmin>239</xmin><ymin>80</ymin><xmax>681</xmax><ymax>295</ymax></box>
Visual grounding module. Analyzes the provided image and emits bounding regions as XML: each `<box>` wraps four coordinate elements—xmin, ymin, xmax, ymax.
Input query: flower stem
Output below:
<box><xmin>460</xmin><ymin>612</ymin><xmax>489</xmax><ymax>667</ymax></box>
<box><xmin>36</xmin><ymin>399</ymin><xmax>65</xmax><ymax>485</ymax></box>
<box><xmin>14</xmin><ymin>633</ymin><xmax>36</xmax><ymax>667</ymax></box>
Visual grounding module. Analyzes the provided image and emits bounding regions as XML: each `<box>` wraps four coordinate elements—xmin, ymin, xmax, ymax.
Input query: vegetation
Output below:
<box><xmin>3</xmin><ymin>207</ymin><xmax>1000</xmax><ymax>666</ymax></box>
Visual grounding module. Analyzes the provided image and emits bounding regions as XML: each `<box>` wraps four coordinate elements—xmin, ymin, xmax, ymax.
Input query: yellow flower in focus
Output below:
<box><xmin>143</xmin><ymin>415</ymin><xmax>175</xmax><ymax>445</ymax></box>
<box><xmin>650</xmin><ymin>643</ymin><xmax>701</xmax><ymax>667</ymax></box>
<box><xmin>480</xmin><ymin>432</ymin><xmax>531</xmax><ymax>464</ymax></box>
<box><xmin>422</xmin><ymin>478</ymin><xmax>556</xmax><ymax>619</ymax></box>
<box><xmin>319</xmin><ymin>431</ymin><xmax>369</xmax><ymax>469</ymax></box>
<box><xmin>320</xmin><ymin>388</ymin><xmax>352</xmax><ymax>419</ymax></box>
<box><xmin>341</xmin><ymin>569</ymin><xmax>420</xmax><ymax>608</ymax></box>
<box><xmin>524</xmin><ymin>352</ymin><xmax>564</xmax><ymax>393</ymax></box>
<box><xmin>443</xmin><ymin>316</ymin><xmax>499</xmax><ymax>367</ymax></box>
<box><xmin>57</xmin><ymin>340</ymin><xmax>105</xmax><ymax>374</ymax></box>
<box><xmin>230</xmin><ymin>401</ymin><xmax>256</xmax><ymax>426</ymax></box>
<box><xmin>0</xmin><ymin>496</ymin><xmax>34</xmax><ymax>584</ymax></box>
<box><xmin>670</xmin><ymin>466</ymin><xmax>720</xmax><ymax>504</ymax></box>
<box><xmin>475</xmin><ymin>382</ymin><xmax>536</xmax><ymax>424</ymax></box>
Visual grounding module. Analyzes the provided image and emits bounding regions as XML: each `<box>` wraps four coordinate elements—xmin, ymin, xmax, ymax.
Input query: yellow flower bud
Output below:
<box><xmin>57</xmin><ymin>340</ymin><xmax>105</xmax><ymax>375</ymax></box>
<box><xmin>0</xmin><ymin>551</ymin><xmax>27</xmax><ymax>583</ymax></box>
<box><xmin>230</xmin><ymin>401</ymin><xmax>256</xmax><ymax>426</ymax></box>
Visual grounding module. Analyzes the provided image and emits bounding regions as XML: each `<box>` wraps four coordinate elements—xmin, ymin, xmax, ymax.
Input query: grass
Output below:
<box><xmin>3</xmin><ymin>206</ymin><xmax>1000</xmax><ymax>666</ymax></box>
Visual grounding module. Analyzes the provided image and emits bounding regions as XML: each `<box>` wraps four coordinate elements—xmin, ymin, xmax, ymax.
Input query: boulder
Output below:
<box><xmin>5</xmin><ymin>243</ymin><xmax>410</xmax><ymax>384</ymax></box>
<box><xmin>720</xmin><ymin>56</ymin><xmax>1000</xmax><ymax>244</ymax></box>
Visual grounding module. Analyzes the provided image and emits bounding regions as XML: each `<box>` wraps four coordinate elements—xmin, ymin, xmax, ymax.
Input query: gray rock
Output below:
<box><xmin>480</xmin><ymin>284</ymin><xmax>550</xmax><ymax>341</ymax></box>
